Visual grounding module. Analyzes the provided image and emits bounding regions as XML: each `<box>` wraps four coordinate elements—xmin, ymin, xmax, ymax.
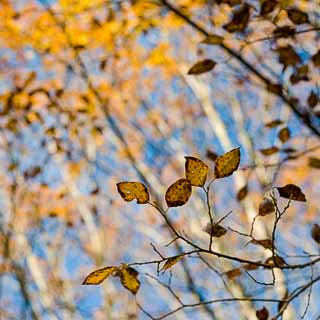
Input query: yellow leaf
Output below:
<box><xmin>116</xmin><ymin>182</ymin><xmax>149</xmax><ymax>204</ymax></box>
<box><xmin>161</xmin><ymin>255</ymin><xmax>183</xmax><ymax>272</ymax></box>
<box><xmin>214</xmin><ymin>147</ymin><xmax>240</xmax><ymax>178</ymax></box>
<box><xmin>165</xmin><ymin>178</ymin><xmax>192</xmax><ymax>207</ymax></box>
<box><xmin>187</xmin><ymin>59</ymin><xmax>216</xmax><ymax>75</ymax></box>
<box><xmin>119</xmin><ymin>265</ymin><xmax>140</xmax><ymax>295</ymax></box>
<box><xmin>185</xmin><ymin>156</ymin><xmax>209</xmax><ymax>187</ymax></box>
<box><xmin>82</xmin><ymin>266</ymin><xmax>117</xmax><ymax>285</ymax></box>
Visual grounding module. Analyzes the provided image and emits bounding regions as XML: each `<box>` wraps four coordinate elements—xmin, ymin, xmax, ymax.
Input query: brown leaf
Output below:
<box><xmin>287</xmin><ymin>8</ymin><xmax>309</xmax><ymax>25</ymax></box>
<box><xmin>24</xmin><ymin>166</ymin><xmax>42</xmax><ymax>179</ymax></box>
<box><xmin>256</xmin><ymin>306</ymin><xmax>269</xmax><ymax>320</ymax></box>
<box><xmin>273</xmin><ymin>25</ymin><xmax>296</xmax><ymax>38</ymax></box>
<box><xmin>165</xmin><ymin>178</ymin><xmax>192</xmax><ymax>207</ymax></box>
<box><xmin>265</xmin><ymin>255</ymin><xmax>286</xmax><ymax>267</ymax></box>
<box><xmin>277</xmin><ymin>184</ymin><xmax>306</xmax><ymax>202</ymax></box>
<box><xmin>243</xmin><ymin>262</ymin><xmax>261</xmax><ymax>271</ymax></box>
<box><xmin>311</xmin><ymin>224</ymin><xmax>320</xmax><ymax>244</ymax></box>
<box><xmin>307</xmin><ymin>91</ymin><xmax>318</xmax><ymax>108</ymax></box>
<box><xmin>117</xmin><ymin>182</ymin><xmax>149</xmax><ymax>204</ymax></box>
<box><xmin>82</xmin><ymin>266</ymin><xmax>117</xmax><ymax>285</ymax></box>
<box><xmin>308</xmin><ymin>157</ymin><xmax>320</xmax><ymax>169</ymax></box>
<box><xmin>290</xmin><ymin>65</ymin><xmax>309</xmax><ymax>85</ymax></box>
<box><xmin>249</xmin><ymin>239</ymin><xmax>273</xmax><ymax>250</ymax></box>
<box><xmin>223</xmin><ymin>4</ymin><xmax>250</xmax><ymax>33</ymax></box>
<box><xmin>265</xmin><ymin>119</ymin><xmax>283</xmax><ymax>128</ymax></box>
<box><xmin>267</xmin><ymin>83</ymin><xmax>282</xmax><ymax>95</ymax></box>
<box><xmin>278</xmin><ymin>127</ymin><xmax>291</xmax><ymax>143</ymax></box>
<box><xmin>225</xmin><ymin>268</ymin><xmax>242</xmax><ymax>279</ymax></box>
<box><xmin>185</xmin><ymin>156</ymin><xmax>209</xmax><ymax>187</ymax></box>
<box><xmin>237</xmin><ymin>185</ymin><xmax>248</xmax><ymax>201</ymax></box>
<box><xmin>119</xmin><ymin>265</ymin><xmax>140</xmax><ymax>295</ymax></box>
<box><xmin>161</xmin><ymin>255</ymin><xmax>183</xmax><ymax>272</ymax></box>
<box><xmin>259</xmin><ymin>146</ymin><xmax>279</xmax><ymax>156</ymax></box>
<box><xmin>312</xmin><ymin>50</ymin><xmax>320</xmax><ymax>67</ymax></box>
<box><xmin>201</xmin><ymin>35</ymin><xmax>224</xmax><ymax>45</ymax></box>
<box><xmin>214</xmin><ymin>147</ymin><xmax>240</xmax><ymax>178</ymax></box>
<box><xmin>207</xmin><ymin>223</ymin><xmax>228</xmax><ymax>238</ymax></box>
<box><xmin>276</xmin><ymin>45</ymin><xmax>301</xmax><ymax>68</ymax></box>
<box><xmin>259</xmin><ymin>198</ymin><xmax>275</xmax><ymax>216</ymax></box>
<box><xmin>206</xmin><ymin>149</ymin><xmax>219</xmax><ymax>161</ymax></box>
<box><xmin>187</xmin><ymin>59</ymin><xmax>216</xmax><ymax>75</ymax></box>
<box><xmin>282</xmin><ymin>147</ymin><xmax>297</xmax><ymax>154</ymax></box>
<box><xmin>260</xmin><ymin>0</ymin><xmax>278</xmax><ymax>15</ymax></box>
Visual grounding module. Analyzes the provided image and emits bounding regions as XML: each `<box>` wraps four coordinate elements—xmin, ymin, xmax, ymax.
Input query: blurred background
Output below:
<box><xmin>0</xmin><ymin>0</ymin><xmax>319</xmax><ymax>319</ymax></box>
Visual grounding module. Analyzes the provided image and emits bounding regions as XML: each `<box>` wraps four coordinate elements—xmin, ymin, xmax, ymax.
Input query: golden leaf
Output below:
<box><xmin>187</xmin><ymin>59</ymin><xmax>216</xmax><ymax>75</ymax></box>
<box><xmin>82</xmin><ymin>266</ymin><xmax>117</xmax><ymax>285</ymax></box>
<box><xmin>165</xmin><ymin>178</ymin><xmax>192</xmax><ymax>207</ymax></box>
<box><xmin>214</xmin><ymin>147</ymin><xmax>240</xmax><ymax>178</ymax></box>
<box><xmin>185</xmin><ymin>156</ymin><xmax>209</xmax><ymax>187</ymax></box>
<box><xmin>161</xmin><ymin>255</ymin><xmax>183</xmax><ymax>272</ymax></box>
<box><xmin>119</xmin><ymin>265</ymin><xmax>140</xmax><ymax>295</ymax></box>
<box><xmin>116</xmin><ymin>182</ymin><xmax>149</xmax><ymax>204</ymax></box>
<box><xmin>277</xmin><ymin>184</ymin><xmax>306</xmax><ymax>202</ymax></box>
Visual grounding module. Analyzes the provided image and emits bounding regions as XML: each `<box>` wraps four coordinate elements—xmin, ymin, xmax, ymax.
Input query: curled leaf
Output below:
<box><xmin>165</xmin><ymin>178</ymin><xmax>192</xmax><ymax>207</ymax></box>
<box><xmin>119</xmin><ymin>265</ymin><xmax>140</xmax><ymax>295</ymax></box>
<box><xmin>185</xmin><ymin>156</ymin><xmax>209</xmax><ymax>187</ymax></box>
<box><xmin>259</xmin><ymin>198</ymin><xmax>275</xmax><ymax>216</ymax></box>
<box><xmin>82</xmin><ymin>266</ymin><xmax>117</xmax><ymax>285</ymax></box>
<box><xmin>277</xmin><ymin>184</ymin><xmax>306</xmax><ymax>202</ymax></box>
<box><xmin>311</xmin><ymin>224</ymin><xmax>320</xmax><ymax>244</ymax></box>
<box><xmin>214</xmin><ymin>147</ymin><xmax>240</xmax><ymax>179</ymax></box>
<box><xmin>161</xmin><ymin>255</ymin><xmax>183</xmax><ymax>272</ymax></box>
<box><xmin>187</xmin><ymin>59</ymin><xmax>216</xmax><ymax>75</ymax></box>
<box><xmin>117</xmin><ymin>182</ymin><xmax>149</xmax><ymax>204</ymax></box>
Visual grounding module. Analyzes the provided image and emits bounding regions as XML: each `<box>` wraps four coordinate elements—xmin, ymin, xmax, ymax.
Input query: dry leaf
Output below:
<box><xmin>311</xmin><ymin>224</ymin><xmax>320</xmax><ymax>244</ymax></box>
<box><xmin>214</xmin><ymin>147</ymin><xmax>240</xmax><ymax>178</ymax></box>
<box><xmin>259</xmin><ymin>147</ymin><xmax>279</xmax><ymax>156</ymax></box>
<box><xmin>265</xmin><ymin>255</ymin><xmax>286</xmax><ymax>267</ymax></box>
<box><xmin>312</xmin><ymin>50</ymin><xmax>320</xmax><ymax>67</ymax></box>
<box><xmin>265</xmin><ymin>119</ymin><xmax>283</xmax><ymax>128</ymax></box>
<box><xmin>161</xmin><ymin>255</ymin><xmax>183</xmax><ymax>272</ymax></box>
<box><xmin>165</xmin><ymin>178</ymin><xmax>192</xmax><ymax>207</ymax></box>
<box><xmin>276</xmin><ymin>45</ymin><xmax>301</xmax><ymax>68</ymax></box>
<box><xmin>206</xmin><ymin>149</ymin><xmax>219</xmax><ymax>161</ymax></box>
<box><xmin>259</xmin><ymin>198</ymin><xmax>275</xmax><ymax>216</ymax></box>
<box><xmin>223</xmin><ymin>4</ymin><xmax>250</xmax><ymax>33</ymax></box>
<box><xmin>307</xmin><ymin>91</ymin><xmax>318</xmax><ymax>108</ymax></box>
<box><xmin>277</xmin><ymin>184</ymin><xmax>306</xmax><ymax>202</ymax></box>
<box><xmin>225</xmin><ymin>268</ymin><xmax>242</xmax><ymax>279</ymax></box>
<box><xmin>273</xmin><ymin>26</ymin><xmax>296</xmax><ymax>39</ymax></box>
<box><xmin>82</xmin><ymin>266</ymin><xmax>117</xmax><ymax>285</ymax></box>
<box><xmin>260</xmin><ymin>0</ymin><xmax>278</xmax><ymax>15</ymax></box>
<box><xmin>243</xmin><ymin>262</ymin><xmax>260</xmax><ymax>271</ymax></box>
<box><xmin>187</xmin><ymin>59</ymin><xmax>216</xmax><ymax>75</ymax></box>
<box><xmin>201</xmin><ymin>35</ymin><xmax>224</xmax><ymax>45</ymax></box>
<box><xmin>237</xmin><ymin>185</ymin><xmax>248</xmax><ymax>201</ymax></box>
<box><xmin>249</xmin><ymin>239</ymin><xmax>273</xmax><ymax>250</ymax></box>
<box><xmin>278</xmin><ymin>127</ymin><xmax>290</xmax><ymax>143</ymax></box>
<box><xmin>204</xmin><ymin>223</ymin><xmax>228</xmax><ymax>238</ymax></box>
<box><xmin>185</xmin><ymin>156</ymin><xmax>209</xmax><ymax>187</ymax></box>
<box><xmin>287</xmin><ymin>8</ymin><xmax>309</xmax><ymax>25</ymax></box>
<box><xmin>256</xmin><ymin>306</ymin><xmax>269</xmax><ymax>320</ymax></box>
<box><xmin>267</xmin><ymin>83</ymin><xmax>282</xmax><ymax>95</ymax></box>
<box><xmin>119</xmin><ymin>265</ymin><xmax>140</xmax><ymax>295</ymax></box>
<box><xmin>116</xmin><ymin>182</ymin><xmax>149</xmax><ymax>204</ymax></box>
<box><xmin>308</xmin><ymin>157</ymin><xmax>320</xmax><ymax>169</ymax></box>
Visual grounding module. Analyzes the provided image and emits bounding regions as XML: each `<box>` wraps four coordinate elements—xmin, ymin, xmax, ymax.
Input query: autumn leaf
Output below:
<box><xmin>237</xmin><ymin>185</ymin><xmax>248</xmax><ymax>201</ymax></box>
<box><xmin>278</xmin><ymin>127</ymin><xmax>290</xmax><ymax>143</ymax></box>
<box><xmin>204</xmin><ymin>223</ymin><xmax>228</xmax><ymax>238</ymax></box>
<box><xmin>206</xmin><ymin>149</ymin><xmax>219</xmax><ymax>161</ymax></box>
<box><xmin>256</xmin><ymin>306</ymin><xmax>269</xmax><ymax>320</ymax></box>
<box><xmin>201</xmin><ymin>34</ymin><xmax>224</xmax><ymax>45</ymax></box>
<box><xmin>311</xmin><ymin>224</ymin><xmax>320</xmax><ymax>244</ymax></box>
<box><xmin>185</xmin><ymin>156</ymin><xmax>209</xmax><ymax>187</ymax></box>
<box><xmin>161</xmin><ymin>255</ymin><xmax>183</xmax><ymax>272</ymax></box>
<box><xmin>223</xmin><ymin>4</ymin><xmax>250</xmax><ymax>33</ymax></box>
<box><xmin>277</xmin><ymin>184</ymin><xmax>306</xmax><ymax>202</ymax></box>
<box><xmin>165</xmin><ymin>178</ymin><xmax>192</xmax><ymax>207</ymax></box>
<box><xmin>82</xmin><ymin>266</ymin><xmax>117</xmax><ymax>285</ymax></box>
<box><xmin>187</xmin><ymin>59</ymin><xmax>216</xmax><ymax>75</ymax></box>
<box><xmin>308</xmin><ymin>157</ymin><xmax>320</xmax><ymax>169</ymax></box>
<box><xmin>259</xmin><ymin>198</ymin><xmax>275</xmax><ymax>216</ymax></box>
<box><xmin>265</xmin><ymin>119</ymin><xmax>283</xmax><ymax>128</ymax></box>
<box><xmin>225</xmin><ymin>268</ymin><xmax>242</xmax><ymax>279</ymax></box>
<box><xmin>214</xmin><ymin>147</ymin><xmax>240</xmax><ymax>179</ymax></box>
<box><xmin>249</xmin><ymin>239</ymin><xmax>273</xmax><ymax>250</ymax></box>
<box><xmin>307</xmin><ymin>91</ymin><xmax>318</xmax><ymax>108</ymax></box>
<box><xmin>260</xmin><ymin>0</ymin><xmax>278</xmax><ymax>15</ymax></box>
<box><xmin>265</xmin><ymin>255</ymin><xmax>286</xmax><ymax>267</ymax></box>
<box><xmin>259</xmin><ymin>147</ymin><xmax>279</xmax><ymax>156</ymax></box>
<box><xmin>287</xmin><ymin>8</ymin><xmax>309</xmax><ymax>25</ymax></box>
<box><xmin>119</xmin><ymin>265</ymin><xmax>140</xmax><ymax>295</ymax></box>
<box><xmin>312</xmin><ymin>50</ymin><xmax>320</xmax><ymax>67</ymax></box>
<box><xmin>116</xmin><ymin>182</ymin><xmax>149</xmax><ymax>204</ymax></box>
<box><xmin>243</xmin><ymin>262</ymin><xmax>260</xmax><ymax>271</ymax></box>
<box><xmin>276</xmin><ymin>45</ymin><xmax>301</xmax><ymax>69</ymax></box>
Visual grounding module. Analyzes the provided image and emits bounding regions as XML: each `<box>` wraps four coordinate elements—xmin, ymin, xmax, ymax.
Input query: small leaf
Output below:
<box><xmin>161</xmin><ymin>255</ymin><xmax>183</xmax><ymax>272</ymax></box>
<box><xmin>260</xmin><ymin>0</ymin><xmax>278</xmax><ymax>15</ymax></box>
<box><xmin>82</xmin><ymin>266</ymin><xmax>117</xmax><ymax>285</ymax></box>
<box><xmin>259</xmin><ymin>198</ymin><xmax>275</xmax><ymax>216</ymax></box>
<box><xmin>259</xmin><ymin>147</ymin><xmax>279</xmax><ymax>156</ymax></box>
<box><xmin>119</xmin><ymin>265</ymin><xmax>140</xmax><ymax>295</ymax></box>
<box><xmin>117</xmin><ymin>182</ymin><xmax>149</xmax><ymax>204</ymax></box>
<box><xmin>265</xmin><ymin>119</ymin><xmax>283</xmax><ymax>128</ymax></box>
<box><xmin>277</xmin><ymin>184</ymin><xmax>306</xmax><ymax>202</ymax></box>
<box><xmin>267</xmin><ymin>83</ymin><xmax>282</xmax><ymax>95</ymax></box>
<box><xmin>204</xmin><ymin>223</ymin><xmax>228</xmax><ymax>238</ymax></box>
<box><xmin>185</xmin><ymin>156</ymin><xmax>209</xmax><ymax>187</ymax></box>
<box><xmin>278</xmin><ymin>127</ymin><xmax>290</xmax><ymax>143</ymax></box>
<box><xmin>237</xmin><ymin>185</ymin><xmax>248</xmax><ymax>201</ymax></box>
<box><xmin>24</xmin><ymin>166</ymin><xmax>42</xmax><ymax>179</ymax></box>
<box><xmin>256</xmin><ymin>306</ymin><xmax>269</xmax><ymax>320</ymax></box>
<box><xmin>276</xmin><ymin>45</ymin><xmax>301</xmax><ymax>69</ymax></box>
<box><xmin>265</xmin><ymin>255</ymin><xmax>286</xmax><ymax>267</ymax></box>
<box><xmin>249</xmin><ymin>239</ymin><xmax>273</xmax><ymax>250</ymax></box>
<box><xmin>243</xmin><ymin>262</ymin><xmax>260</xmax><ymax>271</ymax></box>
<box><xmin>201</xmin><ymin>35</ymin><xmax>224</xmax><ymax>45</ymax></box>
<box><xmin>223</xmin><ymin>4</ymin><xmax>250</xmax><ymax>33</ymax></box>
<box><xmin>287</xmin><ymin>8</ymin><xmax>309</xmax><ymax>25</ymax></box>
<box><xmin>187</xmin><ymin>59</ymin><xmax>216</xmax><ymax>75</ymax></box>
<box><xmin>307</xmin><ymin>91</ymin><xmax>318</xmax><ymax>108</ymax></box>
<box><xmin>312</xmin><ymin>50</ymin><xmax>320</xmax><ymax>67</ymax></box>
<box><xmin>165</xmin><ymin>178</ymin><xmax>192</xmax><ymax>207</ymax></box>
<box><xmin>311</xmin><ymin>224</ymin><xmax>320</xmax><ymax>244</ymax></box>
<box><xmin>214</xmin><ymin>147</ymin><xmax>240</xmax><ymax>179</ymax></box>
<box><xmin>308</xmin><ymin>157</ymin><xmax>320</xmax><ymax>169</ymax></box>
<box><xmin>206</xmin><ymin>149</ymin><xmax>219</xmax><ymax>161</ymax></box>
<box><xmin>273</xmin><ymin>25</ymin><xmax>296</xmax><ymax>38</ymax></box>
<box><xmin>225</xmin><ymin>268</ymin><xmax>242</xmax><ymax>279</ymax></box>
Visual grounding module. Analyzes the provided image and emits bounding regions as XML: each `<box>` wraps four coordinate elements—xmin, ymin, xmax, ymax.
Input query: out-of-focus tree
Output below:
<box><xmin>0</xmin><ymin>0</ymin><xmax>319</xmax><ymax>319</ymax></box>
